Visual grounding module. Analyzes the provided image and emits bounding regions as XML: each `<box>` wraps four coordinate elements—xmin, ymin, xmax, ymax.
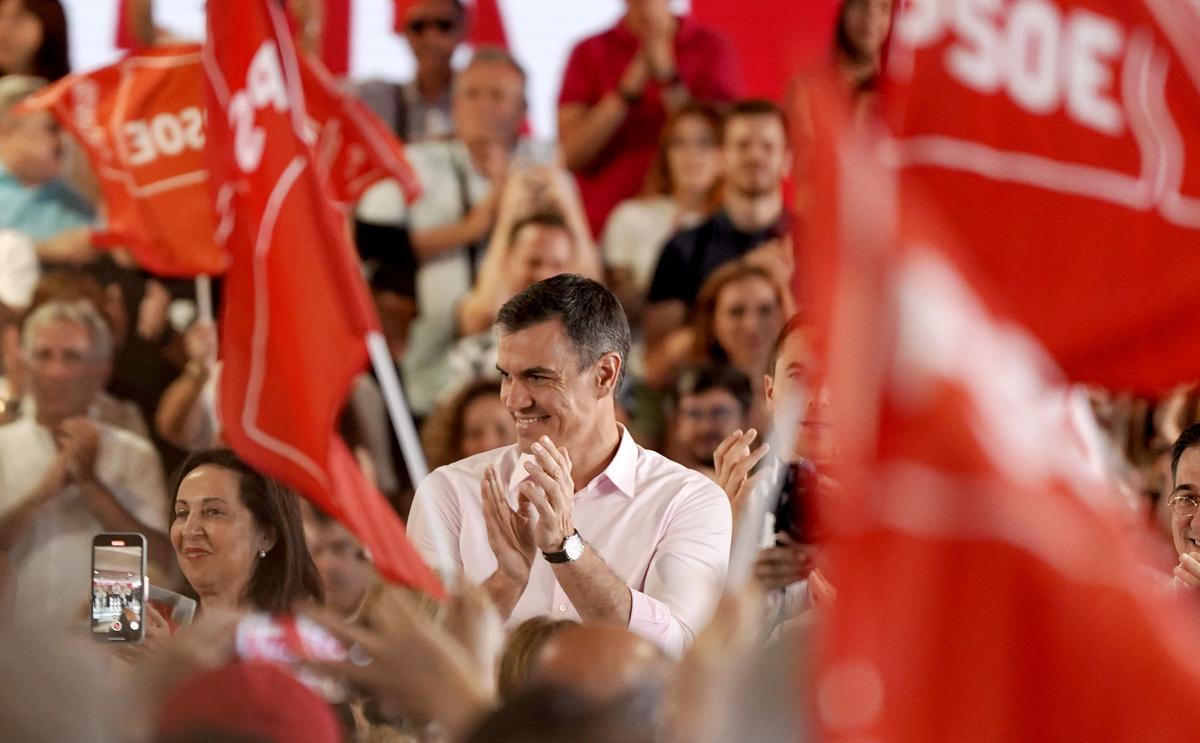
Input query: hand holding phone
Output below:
<box><xmin>91</xmin><ymin>533</ymin><xmax>147</xmax><ymax>643</ymax></box>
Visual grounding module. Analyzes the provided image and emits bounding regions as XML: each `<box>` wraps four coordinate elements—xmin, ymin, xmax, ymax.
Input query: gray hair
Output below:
<box><xmin>0</xmin><ymin>75</ymin><xmax>47</xmax><ymax>125</ymax></box>
<box><xmin>464</xmin><ymin>45</ymin><xmax>527</xmax><ymax>84</ymax></box>
<box><xmin>22</xmin><ymin>300</ymin><xmax>114</xmax><ymax>361</ymax></box>
<box><xmin>496</xmin><ymin>274</ymin><xmax>631</xmax><ymax>387</ymax></box>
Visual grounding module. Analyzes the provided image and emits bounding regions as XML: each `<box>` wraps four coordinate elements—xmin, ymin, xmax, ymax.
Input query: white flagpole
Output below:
<box><xmin>195</xmin><ymin>275</ymin><xmax>214</xmax><ymax>324</ymax></box>
<box><xmin>364</xmin><ymin>331</ymin><xmax>457</xmax><ymax>581</ymax></box>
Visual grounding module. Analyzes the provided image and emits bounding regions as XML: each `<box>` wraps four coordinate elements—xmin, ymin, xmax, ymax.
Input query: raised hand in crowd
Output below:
<box><xmin>135</xmin><ymin>279</ymin><xmax>171</xmax><ymax>343</ymax></box>
<box><xmin>58</xmin><ymin>416</ymin><xmax>101</xmax><ymax>484</ymax></box>
<box><xmin>713</xmin><ymin>428</ymin><xmax>770</xmax><ymax>521</ymax></box>
<box><xmin>308</xmin><ymin>586</ymin><xmax>496</xmax><ymax>738</ymax></box>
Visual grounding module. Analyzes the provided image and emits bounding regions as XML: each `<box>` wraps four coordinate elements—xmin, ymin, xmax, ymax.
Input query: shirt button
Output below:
<box><xmin>558</xmin><ymin>604</ymin><xmax>567</xmax><ymax>612</ymax></box>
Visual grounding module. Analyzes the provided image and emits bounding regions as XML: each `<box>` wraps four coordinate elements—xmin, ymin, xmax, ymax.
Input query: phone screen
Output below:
<box><xmin>91</xmin><ymin>533</ymin><xmax>147</xmax><ymax>642</ymax></box>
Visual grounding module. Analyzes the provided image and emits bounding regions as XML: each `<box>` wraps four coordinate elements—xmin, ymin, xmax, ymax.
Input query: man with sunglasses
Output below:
<box><xmin>359</xmin><ymin>0</ymin><xmax>466</xmax><ymax>143</ymax></box>
<box><xmin>1166</xmin><ymin>423</ymin><xmax>1200</xmax><ymax>594</ymax></box>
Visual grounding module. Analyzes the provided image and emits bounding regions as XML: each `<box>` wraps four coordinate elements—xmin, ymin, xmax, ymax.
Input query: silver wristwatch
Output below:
<box><xmin>542</xmin><ymin>530</ymin><xmax>584</xmax><ymax>563</ymax></box>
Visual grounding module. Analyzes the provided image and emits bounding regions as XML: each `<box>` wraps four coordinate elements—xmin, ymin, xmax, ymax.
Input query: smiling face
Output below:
<box><xmin>712</xmin><ymin>274</ymin><xmax>783</xmax><ymax>373</ymax></box>
<box><xmin>460</xmin><ymin>392</ymin><xmax>517</xmax><ymax>458</ymax></box>
<box><xmin>1171</xmin><ymin>447</ymin><xmax>1200</xmax><ymax>558</ymax></box>
<box><xmin>170</xmin><ymin>465</ymin><xmax>276</xmax><ymax>606</ymax></box>
<box><xmin>497</xmin><ymin>319</ymin><xmax>613</xmax><ymax>455</ymax></box>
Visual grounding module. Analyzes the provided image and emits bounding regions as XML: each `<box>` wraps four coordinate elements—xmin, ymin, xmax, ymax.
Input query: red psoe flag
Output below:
<box><xmin>21</xmin><ymin>46</ymin><xmax>227</xmax><ymax>276</ymax></box>
<box><xmin>804</xmin><ymin>74</ymin><xmax>1200</xmax><ymax>743</ymax></box>
<box><xmin>884</xmin><ymin>0</ymin><xmax>1200</xmax><ymax>394</ymax></box>
<box><xmin>202</xmin><ymin>0</ymin><xmax>442</xmax><ymax>598</ymax></box>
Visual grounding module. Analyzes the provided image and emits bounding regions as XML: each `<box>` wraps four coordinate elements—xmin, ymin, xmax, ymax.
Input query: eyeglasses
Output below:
<box><xmin>407</xmin><ymin>17</ymin><xmax>457</xmax><ymax>35</ymax></box>
<box><xmin>1169</xmin><ymin>493</ymin><xmax>1200</xmax><ymax>517</ymax></box>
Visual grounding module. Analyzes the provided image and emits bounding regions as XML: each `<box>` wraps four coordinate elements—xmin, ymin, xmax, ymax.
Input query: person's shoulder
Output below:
<box><xmin>98</xmin><ymin>422</ymin><xmax>157</xmax><ymax>458</ymax></box>
<box><xmin>0</xmin><ymin>416</ymin><xmax>35</xmax><ymax>444</ymax></box>
<box><xmin>568</xmin><ymin>23</ymin><xmax>623</xmax><ymax>55</ymax></box>
<box><xmin>421</xmin><ymin>445</ymin><xmax>521</xmax><ymax>490</ymax></box>
<box><xmin>633</xmin><ymin>444</ymin><xmax>726</xmax><ymax>503</ymax></box>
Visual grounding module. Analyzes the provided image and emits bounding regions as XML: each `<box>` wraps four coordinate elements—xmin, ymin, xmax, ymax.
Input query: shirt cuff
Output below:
<box><xmin>627</xmin><ymin>588</ymin><xmax>691</xmax><ymax>657</ymax></box>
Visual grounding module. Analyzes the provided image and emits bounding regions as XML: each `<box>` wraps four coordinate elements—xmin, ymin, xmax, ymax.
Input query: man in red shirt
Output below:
<box><xmin>557</xmin><ymin>0</ymin><xmax>742</xmax><ymax>237</ymax></box>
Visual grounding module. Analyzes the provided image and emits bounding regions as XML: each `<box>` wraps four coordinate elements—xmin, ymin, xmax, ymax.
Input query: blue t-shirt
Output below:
<box><xmin>0</xmin><ymin>165</ymin><xmax>93</xmax><ymax>241</ymax></box>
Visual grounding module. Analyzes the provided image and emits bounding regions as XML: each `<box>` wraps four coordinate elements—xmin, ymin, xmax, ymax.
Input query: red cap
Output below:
<box><xmin>155</xmin><ymin>662</ymin><xmax>342</xmax><ymax>743</ymax></box>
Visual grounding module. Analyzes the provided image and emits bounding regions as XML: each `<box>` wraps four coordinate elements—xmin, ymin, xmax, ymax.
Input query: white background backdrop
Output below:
<box><xmin>58</xmin><ymin>0</ymin><xmax>691</xmax><ymax>138</ymax></box>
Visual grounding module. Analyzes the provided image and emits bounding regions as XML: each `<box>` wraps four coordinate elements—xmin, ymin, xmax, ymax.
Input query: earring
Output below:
<box><xmin>258</xmin><ymin>548</ymin><xmax>267</xmax><ymax>558</ymax></box>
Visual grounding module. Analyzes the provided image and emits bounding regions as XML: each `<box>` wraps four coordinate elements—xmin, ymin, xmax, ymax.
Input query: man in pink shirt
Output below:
<box><xmin>408</xmin><ymin>274</ymin><xmax>731</xmax><ymax>656</ymax></box>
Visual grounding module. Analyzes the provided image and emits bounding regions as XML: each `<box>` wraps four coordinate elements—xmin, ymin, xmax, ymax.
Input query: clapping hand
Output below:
<box><xmin>520</xmin><ymin>436</ymin><xmax>576</xmax><ymax>553</ymax></box>
<box><xmin>480</xmin><ymin>465</ymin><xmax>537</xmax><ymax>583</ymax></box>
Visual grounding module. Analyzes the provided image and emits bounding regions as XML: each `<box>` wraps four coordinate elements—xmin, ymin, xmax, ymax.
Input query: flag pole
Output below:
<box><xmin>364</xmin><ymin>332</ymin><xmax>428</xmax><ymax>484</ymax></box>
<box><xmin>196</xmin><ymin>274</ymin><xmax>214</xmax><ymax>324</ymax></box>
<box><xmin>365</xmin><ymin>332</ymin><xmax>458</xmax><ymax>580</ymax></box>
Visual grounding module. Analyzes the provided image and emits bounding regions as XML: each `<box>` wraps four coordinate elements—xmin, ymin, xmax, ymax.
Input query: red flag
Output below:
<box><xmin>298</xmin><ymin>53</ymin><xmax>422</xmax><ymax>205</ymax></box>
<box><xmin>22</xmin><ymin>42</ymin><xmax>418</xmax><ymax>277</ymax></box>
<box><xmin>801</xmin><ymin>35</ymin><xmax>1200</xmax><ymax>740</ymax></box>
<box><xmin>21</xmin><ymin>45</ymin><xmax>227</xmax><ymax>276</ymax></box>
<box><xmin>815</xmin><ymin>240</ymin><xmax>1200</xmax><ymax>741</ymax></box>
<box><xmin>202</xmin><ymin>0</ymin><xmax>442</xmax><ymax>598</ymax></box>
<box><xmin>884</xmin><ymin>0</ymin><xmax>1200</xmax><ymax>394</ymax></box>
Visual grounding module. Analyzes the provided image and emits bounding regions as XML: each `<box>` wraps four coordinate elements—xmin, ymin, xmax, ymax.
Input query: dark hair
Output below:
<box><xmin>673</xmin><ymin>363</ymin><xmax>753</xmax><ymax>416</ymax></box>
<box><xmin>1171</xmin><ymin>424</ymin><xmax>1200</xmax><ymax>484</ymax></box>
<box><xmin>18</xmin><ymin>0</ymin><xmax>70</xmax><ymax>82</ymax></box>
<box><xmin>767</xmin><ymin>313</ymin><xmax>811</xmax><ymax>378</ymax></box>
<box><xmin>722</xmin><ymin>98</ymin><xmax>788</xmax><ymax>144</ymax></box>
<box><xmin>496</xmin><ymin>274</ymin><xmax>631</xmax><ymax>387</ymax></box>
<box><xmin>508</xmin><ymin>210</ymin><xmax>570</xmax><ymax>247</ymax></box>
<box><xmin>170</xmin><ymin>449</ymin><xmax>324</xmax><ymax>612</ymax></box>
<box><xmin>421</xmin><ymin>378</ymin><xmax>504</xmax><ymax>468</ymax></box>
<box><xmin>643</xmin><ymin>101</ymin><xmax>724</xmax><ymax>202</ymax></box>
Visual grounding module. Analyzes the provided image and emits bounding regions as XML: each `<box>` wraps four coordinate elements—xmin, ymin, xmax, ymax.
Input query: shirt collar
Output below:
<box><xmin>507</xmin><ymin>425</ymin><xmax>639</xmax><ymax>499</ymax></box>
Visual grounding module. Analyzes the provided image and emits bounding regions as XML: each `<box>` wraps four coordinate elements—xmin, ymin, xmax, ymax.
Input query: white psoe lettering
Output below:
<box><xmin>229</xmin><ymin>42</ymin><xmax>289</xmax><ymax>173</ymax></box>
<box><xmin>897</xmin><ymin>0</ymin><xmax>1125</xmax><ymax>136</ymax></box>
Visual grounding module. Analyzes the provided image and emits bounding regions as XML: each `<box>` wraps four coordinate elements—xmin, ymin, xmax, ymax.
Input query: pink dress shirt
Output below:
<box><xmin>407</xmin><ymin>427</ymin><xmax>732</xmax><ymax>656</ymax></box>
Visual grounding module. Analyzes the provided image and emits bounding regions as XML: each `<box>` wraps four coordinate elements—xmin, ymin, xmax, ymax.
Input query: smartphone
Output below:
<box><xmin>91</xmin><ymin>533</ymin><xmax>147</xmax><ymax>642</ymax></box>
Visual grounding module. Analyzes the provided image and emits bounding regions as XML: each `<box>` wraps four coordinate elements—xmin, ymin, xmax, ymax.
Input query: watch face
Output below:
<box><xmin>564</xmin><ymin>533</ymin><xmax>585</xmax><ymax>561</ymax></box>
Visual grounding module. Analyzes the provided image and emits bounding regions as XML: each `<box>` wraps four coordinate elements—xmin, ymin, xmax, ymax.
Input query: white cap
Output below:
<box><xmin>0</xmin><ymin>230</ymin><xmax>38</xmax><ymax>309</ymax></box>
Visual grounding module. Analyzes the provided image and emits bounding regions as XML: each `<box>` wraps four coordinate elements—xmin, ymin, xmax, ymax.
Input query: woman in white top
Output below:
<box><xmin>601</xmin><ymin>102</ymin><xmax>723</xmax><ymax>322</ymax></box>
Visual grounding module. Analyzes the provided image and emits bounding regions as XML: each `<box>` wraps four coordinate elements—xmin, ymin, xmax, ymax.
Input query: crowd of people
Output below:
<box><xmin>0</xmin><ymin>0</ymin><xmax>1194</xmax><ymax>741</ymax></box>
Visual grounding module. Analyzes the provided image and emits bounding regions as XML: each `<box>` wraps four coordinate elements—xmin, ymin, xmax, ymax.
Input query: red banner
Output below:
<box><xmin>23</xmin><ymin>42</ymin><xmax>418</xmax><ymax>277</ymax></box>
<box><xmin>203</xmin><ymin>0</ymin><xmax>441</xmax><ymax>598</ymax></box>
<box><xmin>884</xmin><ymin>0</ymin><xmax>1200</xmax><ymax>394</ymax></box>
<box><xmin>22</xmin><ymin>46</ymin><xmax>226</xmax><ymax>276</ymax></box>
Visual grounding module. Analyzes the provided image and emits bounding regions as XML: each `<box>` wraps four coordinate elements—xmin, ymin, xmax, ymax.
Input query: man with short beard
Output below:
<box><xmin>668</xmin><ymin>363</ymin><xmax>751</xmax><ymax>480</ymax></box>
<box><xmin>643</xmin><ymin>99</ymin><xmax>792</xmax><ymax>351</ymax></box>
<box><xmin>409</xmin><ymin>275</ymin><xmax>731</xmax><ymax>657</ymax></box>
